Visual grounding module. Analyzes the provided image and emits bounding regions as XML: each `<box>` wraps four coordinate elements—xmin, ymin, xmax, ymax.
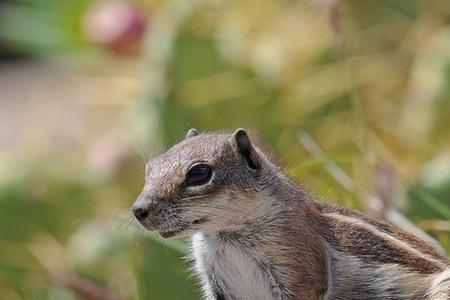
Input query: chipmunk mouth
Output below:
<box><xmin>157</xmin><ymin>217</ymin><xmax>209</xmax><ymax>239</ymax></box>
<box><xmin>158</xmin><ymin>228</ymin><xmax>184</xmax><ymax>238</ymax></box>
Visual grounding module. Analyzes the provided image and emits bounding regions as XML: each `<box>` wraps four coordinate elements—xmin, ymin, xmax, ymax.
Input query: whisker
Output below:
<box><xmin>126</xmin><ymin>128</ymin><xmax>149</xmax><ymax>162</ymax></box>
<box><xmin>114</xmin><ymin>141</ymin><xmax>147</xmax><ymax>170</ymax></box>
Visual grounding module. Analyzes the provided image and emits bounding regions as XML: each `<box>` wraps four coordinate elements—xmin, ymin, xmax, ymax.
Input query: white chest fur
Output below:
<box><xmin>191</xmin><ymin>232</ymin><xmax>276</xmax><ymax>300</ymax></box>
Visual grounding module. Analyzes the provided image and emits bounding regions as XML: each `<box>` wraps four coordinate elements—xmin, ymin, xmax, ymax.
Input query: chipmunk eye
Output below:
<box><xmin>185</xmin><ymin>163</ymin><xmax>212</xmax><ymax>186</ymax></box>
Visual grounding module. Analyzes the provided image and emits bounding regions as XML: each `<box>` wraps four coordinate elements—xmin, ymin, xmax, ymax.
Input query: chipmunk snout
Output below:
<box><xmin>133</xmin><ymin>205</ymin><xmax>149</xmax><ymax>221</ymax></box>
<box><xmin>132</xmin><ymin>194</ymin><xmax>156</xmax><ymax>222</ymax></box>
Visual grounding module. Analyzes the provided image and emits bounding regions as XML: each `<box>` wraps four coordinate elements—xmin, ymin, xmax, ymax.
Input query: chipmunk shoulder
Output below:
<box><xmin>132</xmin><ymin>128</ymin><xmax>450</xmax><ymax>300</ymax></box>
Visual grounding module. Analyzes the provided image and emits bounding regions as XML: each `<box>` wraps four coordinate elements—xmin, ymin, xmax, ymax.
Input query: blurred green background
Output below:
<box><xmin>0</xmin><ymin>0</ymin><xmax>449</xmax><ymax>299</ymax></box>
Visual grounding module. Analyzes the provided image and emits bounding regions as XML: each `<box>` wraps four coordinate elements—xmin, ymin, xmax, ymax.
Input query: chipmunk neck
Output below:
<box><xmin>209</xmin><ymin>170</ymin><xmax>311</xmax><ymax>237</ymax></box>
<box><xmin>191</xmin><ymin>174</ymin><xmax>329</xmax><ymax>300</ymax></box>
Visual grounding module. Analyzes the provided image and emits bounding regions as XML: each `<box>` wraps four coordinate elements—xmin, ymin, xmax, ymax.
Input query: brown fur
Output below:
<box><xmin>314</xmin><ymin>202</ymin><xmax>446</xmax><ymax>263</ymax></box>
<box><xmin>133</xmin><ymin>129</ymin><xmax>450</xmax><ymax>300</ymax></box>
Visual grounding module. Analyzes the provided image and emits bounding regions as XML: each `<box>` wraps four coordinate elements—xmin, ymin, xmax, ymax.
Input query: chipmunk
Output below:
<box><xmin>132</xmin><ymin>128</ymin><xmax>450</xmax><ymax>300</ymax></box>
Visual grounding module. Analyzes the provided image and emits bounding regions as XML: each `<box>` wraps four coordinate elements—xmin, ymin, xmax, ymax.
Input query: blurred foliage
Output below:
<box><xmin>0</xmin><ymin>0</ymin><xmax>91</xmax><ymax>57</ymax></box>
<box><xmin>0</xmin><ymin>0</ymin><xmax>449</xmax><ymax>299</ymax></box>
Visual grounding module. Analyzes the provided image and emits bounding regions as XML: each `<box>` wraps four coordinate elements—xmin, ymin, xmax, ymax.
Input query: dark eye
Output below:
<box><xmin>185</xmin><ymin>163</ymin><xmax>213</xmax><ymax>186</ymax></box>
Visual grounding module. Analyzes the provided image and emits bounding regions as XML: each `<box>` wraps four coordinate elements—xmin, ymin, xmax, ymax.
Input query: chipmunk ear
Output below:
<box><xmin>185</xmin><ymin>128</ymin><xmax>199</xmax><ymax>139</ymax></box>
<box><xmin>231</xmin><ymin>128</ymin><xmax>260</xmax><ymax>169</ymax></box>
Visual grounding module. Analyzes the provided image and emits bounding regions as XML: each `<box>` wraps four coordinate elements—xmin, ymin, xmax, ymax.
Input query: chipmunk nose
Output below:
<box><xmin>132</xmin><ymin>194</ymin><xmax>152</xmax><ymax>221</ymax></box>
<box><xmin>133</xmin><ymin>205</ymin><xmax>149</xmax><ymax>221</ymax></box>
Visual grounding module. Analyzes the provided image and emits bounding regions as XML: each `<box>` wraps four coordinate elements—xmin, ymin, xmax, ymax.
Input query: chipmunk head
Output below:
<box><xmin>132</xmin><ymin>128</ymin><xmax>273</xmax><ymax>238</ymax></box>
